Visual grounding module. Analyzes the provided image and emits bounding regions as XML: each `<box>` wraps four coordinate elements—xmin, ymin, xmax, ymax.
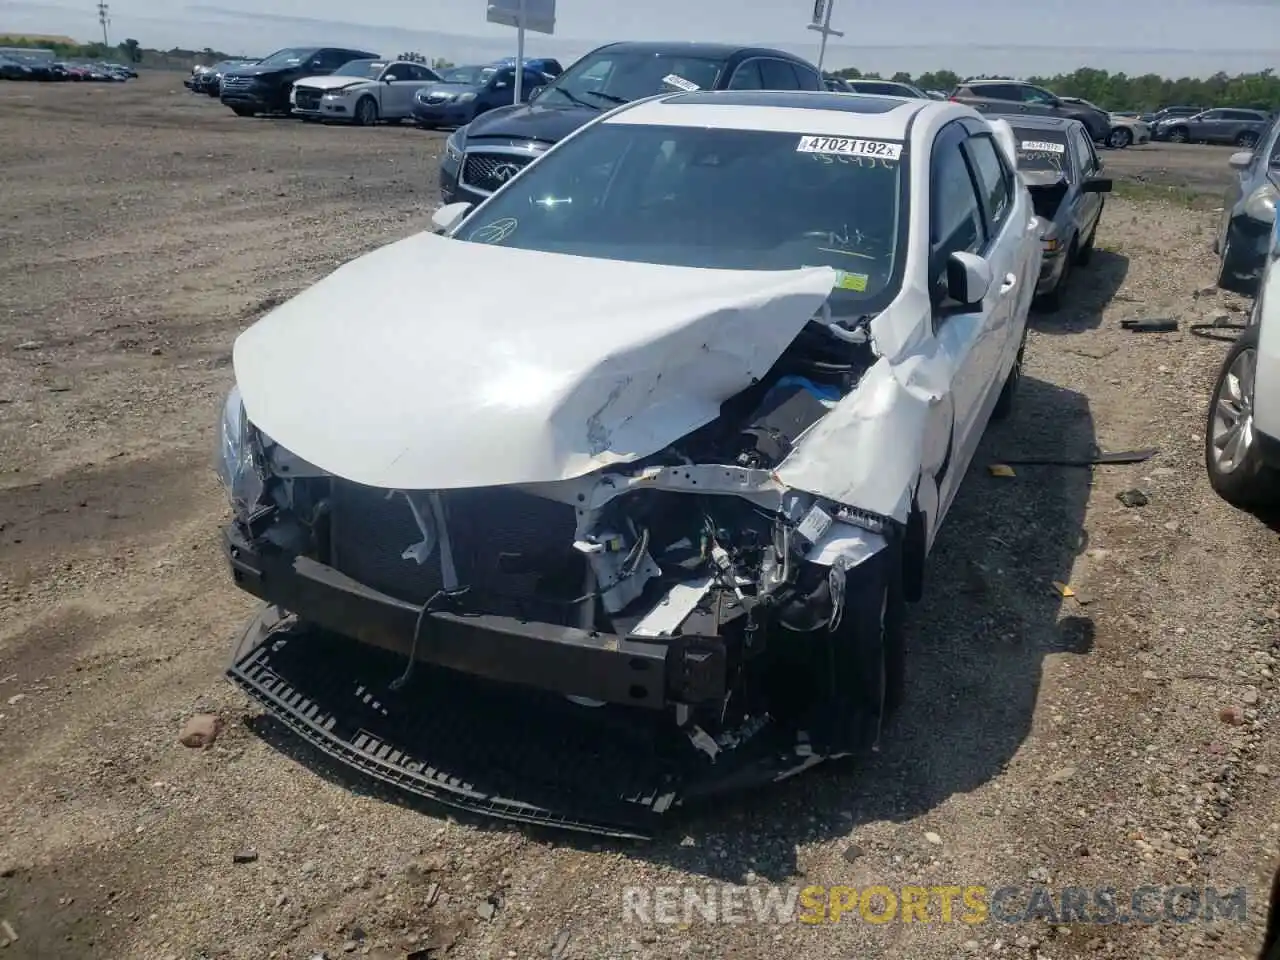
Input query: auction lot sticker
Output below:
<box><xmin>1020</xmin><ymin>140</ymin><xmax>1065</xmax><ymax>153</ymax></box>
<box><xmin>796</xmin><ymin>136</ymin><xmax>903</xmax><ymax>160</ymax></box>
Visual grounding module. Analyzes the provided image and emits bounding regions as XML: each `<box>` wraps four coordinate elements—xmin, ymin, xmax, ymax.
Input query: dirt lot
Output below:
<box><xmin>1</xmin><ymin>75</ymin><xmax>1278</xmax><ymax>960</ymax></box>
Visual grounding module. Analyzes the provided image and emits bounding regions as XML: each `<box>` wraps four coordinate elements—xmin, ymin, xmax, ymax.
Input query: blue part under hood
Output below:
<box><xmin>465</xmin><ymin>100</ymin><xmax>601</xmax><ymax>143</ymax></box>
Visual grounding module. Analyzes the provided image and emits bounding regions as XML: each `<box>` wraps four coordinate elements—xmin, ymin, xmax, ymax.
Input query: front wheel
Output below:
<box><xmin>991</xmin><ymin>328</ymin><xmax>1028</xmax><ymax>422</ymax></box>
<box><xmin>1107</xmin><ymin>127</ymin><xmax>1132</xmax><ymax>149</ymax></box>
<box><xmin>1205</xmin><ymin>324</ymin><xmax>1280</xmax><ymax>508</ymax></box>
<box><xmin>354</xmin><ymin>96</ymin><xmax>378</xmax><ymax>126</ymax></box>
<box><xmin>1237</xmin><ymin>131</ymin><xmax>1260</xmax><ymax>149</ymax></box>
<box><xmin>231</xmin><ymin>106</ymin><xmax>255</xmax><ymax>117</ymax></box>
<box><xmin>1036</xmin><ymin>240</ymin><xmax>1076</xmax><ymax>312</ymax></box>
<box><xmin>1168</xmin><ymin>126</ymin><xmax>1189</xmax><ymax>143</ymax></box>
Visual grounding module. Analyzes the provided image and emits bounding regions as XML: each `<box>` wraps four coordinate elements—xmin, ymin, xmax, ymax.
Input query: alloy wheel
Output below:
<box><xmin>1169</xmin><ymin>128</ymin><xmax>1188</xmax><ymax>143</ymax></box>
<box><xmin>1210</xmin><ymin>346</ymin><xmax>1258</xmax><ymax>474</ymax></box>
<box><xmin>1108</xmin><ymin>128</ymin><xmax>1131</xmax><ymax>149</ymax></box>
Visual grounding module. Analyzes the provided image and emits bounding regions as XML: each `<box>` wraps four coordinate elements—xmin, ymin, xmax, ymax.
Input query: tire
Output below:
<box><xmin>991</xmin><ymin>328</ymin><xmax>1028</xmax><ymax>422</ymax></box>
<box><xmin>1107</xmin><ymin>127</ymin><xmax>1132</xmax><ymax>149</ymax></box>
<box><xmin>1168</xmin><ymin>126</ymin><xmax>1189</xmax><ymax>144</ymax></box>
<box><xmin>826</xmin><ymin>542</ymin><xmax>908</xmax><ymax>721</ymax></box>
<box><xmin>231</xmin><ymin>107</ymin><xmax>255</xmax><ymax>117</ymax></box>
<box><xmin>354</xmin><ymin>96</ymin><xmax>378</xmax><ymax>126</ymax></box>
<box><xmin>1036</xmin><ymin>239</ymin><xmax>1076</xmax><ymax>312</ymax></box>
<box><xmin>1205</xmin><ymin>323</ymin><xmax>1280</xmax><ymax>508</ymax></box>
<box><xmin>1076</xmin><ymin>215</ymin><xmax>1100</xmax><ymax>266</ymax></box>
<box><xmin>1236</xmin><ymin>131</ymin><xmax>1260</xmax><ymax>149</ymax></box>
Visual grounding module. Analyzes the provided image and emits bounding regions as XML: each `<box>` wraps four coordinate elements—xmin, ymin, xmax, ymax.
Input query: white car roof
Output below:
<box><xmin>602</xmin><ymin>90</ymin><xmax>976</xmax><ymax>142</ymax></box>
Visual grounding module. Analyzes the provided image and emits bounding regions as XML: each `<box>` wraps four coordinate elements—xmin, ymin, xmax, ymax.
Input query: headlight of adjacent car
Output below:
<box><xmin>1244</xmin><ymin>183</ymin><xmax>1279</xmax><ymax>223</ymax></box>
<box><xmin>456</xmin><ymin>92</ymin><xmax>477</xmax><ymax>103</ymax></box>
<box><xmin>445</xmin><ymin>127</ymin><xmax>465</xmax><ymax>162</ymax></box>
<box><xmin>324</xmin><ymin>87</ymin><xmax>353</xmax><ymax>98</ymax></box>
<box><xmin>216</xmin><ymin>385</ymin><xmax>266</xmax><ymax>514</ymax></box>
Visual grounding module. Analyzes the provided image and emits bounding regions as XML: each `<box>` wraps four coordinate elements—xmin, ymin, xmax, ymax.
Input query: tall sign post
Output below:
<box><xmin>807</xmin><ymin>0</ymin><xmax>843</xmax><ymax>75</ymax></box>
<box><xmin>486</xmin><ymin>0</ymin><xmax>556</xmax><ymax>103</ymax></box>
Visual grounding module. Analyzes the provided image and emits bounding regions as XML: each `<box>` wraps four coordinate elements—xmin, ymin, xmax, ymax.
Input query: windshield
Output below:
<box><xmin>442</xmin><ymin>66</ymin><xmax>495</xmax><ymax>85</ymax></box>
<box><xmin>1012</xmin><ymin>132</ymin><xmax>1072</xmax><ymax>178</ymax></box>
<box><xmin>457</xmin><ymin>123</ymin><xmax>907</xmax><ymax>310</ymax></box>
<box><xmin>539</xmin><ymin>51</ymin><xmax>725</xmax><ymax>109</ymax></box>
<box><xmin>259</xmin><ymin>48</ymin><xmax>314</xmax><ymax>67</ymax></box>
<box><xmin>334</xmin><ymin>59</ymin><xmax>385</xmax><ymax>79</ymax></box>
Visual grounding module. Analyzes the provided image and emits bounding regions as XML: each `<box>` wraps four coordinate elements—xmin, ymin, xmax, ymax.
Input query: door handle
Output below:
<box><xmin>999</xmin><ymin>273</ymin><xmax>1017</xmax><ymax>293</ymax></box>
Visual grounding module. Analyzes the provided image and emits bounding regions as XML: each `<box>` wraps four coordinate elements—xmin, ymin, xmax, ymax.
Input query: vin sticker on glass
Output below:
<box><xmin>796</xmin><ymin>136</ymin><xmax>902</xmax><ymax>160</ymax></box>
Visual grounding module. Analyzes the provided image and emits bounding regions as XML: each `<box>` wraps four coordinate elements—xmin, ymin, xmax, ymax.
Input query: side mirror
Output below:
<box><xmin>945</xmin><ymin>251</ymin><xmax>993</xmax><ymax>306</ymax></box>
<box><xmin>528</xmin><ymin>85</ymin><xmax>544</xmax><ymax>101</ymax></box>
<box><xmin>431</xmin><ymin>201</ymin><xmax>472</xmax><ymax>235</ymax></box>
<box><xmin>384</xmin><ymin>75</ymin><xmax>394</xmax><ymax>83</ymax></box>
<box><xmin>493</xmin><ymin>80</ymin><xmax>510</xmax><ymax>90</ymax></box>
<box><xmin>1229</xmin><ymin>150</ymin><xmax>1254</xmax><ymax>170</ymax></box>
<box><xmin>1082</xmin><ymin>177</ymin><xmax>1113</xmax><ymax>194</ymax></box>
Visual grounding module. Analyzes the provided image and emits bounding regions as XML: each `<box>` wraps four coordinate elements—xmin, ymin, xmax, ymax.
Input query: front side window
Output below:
<box><xmin>757</xmin><ymin>59</ymin><xmax>800</xmax><ymax>90</ymax></box>
<box><xmin>441</xmin><ymin>65</ymin><xmax>493</xmax><ymax>85</ymax></box>
<box><xmin>1021</xmin><ymin>85</ymin><xmax>1057</xmax><ymax>105</ymax></box>
<box><xmin>537</xmin><ymin>51</ymin><xmax>726</xmax><ymax>109</ymax></box>
<box><xmin>965</xmin><ymin>134</ymin><xmax>1012</xmax><ymax>230</ymax></box>
<box><xmin>931</xmin><ymin>139</ymin><xmax>984</xmax><ymax>259</ymax></box>
<box><xmin>458</xmin><ymin>123</ymin><xmax>908</xmax><ymax>312</ymax></box>
<box><xmin>728</xmin><ymin>61</ymin><xmax>763</xmax><ymax>90</ymax></box>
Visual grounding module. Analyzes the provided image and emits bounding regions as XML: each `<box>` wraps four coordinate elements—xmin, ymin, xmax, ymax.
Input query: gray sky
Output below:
<box><xmin>7</xmin><ymin>0</ymin><xmax>1280</xmax><ymax>77</ymax></box>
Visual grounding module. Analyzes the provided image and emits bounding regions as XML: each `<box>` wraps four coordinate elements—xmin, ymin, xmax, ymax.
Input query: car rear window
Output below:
<box><xmin>1011</xmin><ymin>130</ymin><xmax>1071</xmax><ymax>175</ymax></box>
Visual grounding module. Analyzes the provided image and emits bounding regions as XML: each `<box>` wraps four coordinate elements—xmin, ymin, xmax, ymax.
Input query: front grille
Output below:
<box><xmin>221</xmin><ymin>76</ymin><xmax>253</xmax><ymax>92</ymax></box>
<box><xmin>462</xmin><ymin>152</ymin><xmax>534</xmax><ymax>194</ymax></box>
<box><xmin>294</xmin><ymin>87</ymin><xmax>322</xmax><ymax>110</ymax></box>
<box><xmin>329</xmin><ymin>481</ymin><xmax>583</xmax><ymax>623</ymax></box>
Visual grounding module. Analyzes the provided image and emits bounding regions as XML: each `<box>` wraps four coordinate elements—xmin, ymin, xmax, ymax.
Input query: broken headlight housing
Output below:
<box><xmin>1244</xmin><ymin>183</ymin><xmax>1278</xmax><ymax>224</ymax></box>
<box><xmin>215</xmin><ymin>385</ymin><xmax>266</xmax><ymax>515</ymax></box>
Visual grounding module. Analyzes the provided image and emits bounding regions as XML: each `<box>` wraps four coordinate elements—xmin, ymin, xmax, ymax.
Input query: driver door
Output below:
<box><xmin>481</xmin><ymin>67</ymin><xmax>516</xmax><ymax>110</ymax></box>
<box><xmin>924</xmin><ymin>123</ymin><xmax>1025</xmax><ymax>543</ymax></box>
<box><xmin>1018</xmin><ymin>84</ymin><xmax>1060</xmax><ymax>119</ymax></box>
<box><xmin>380</xmin><ymin>62</ymin><xmax>417</xmax><ymax>116</ymax></box>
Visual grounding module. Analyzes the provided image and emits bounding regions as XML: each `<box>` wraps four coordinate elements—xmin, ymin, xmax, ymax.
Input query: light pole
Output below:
<box><xmin>97</xmin><ymin>0</ymin><xmax>110</xmax><ymax>46</ymax></box>
<box><xmin>806</xmin><ymin>0</ymin><xmax>843</xmax><ymax>75</ymax></box>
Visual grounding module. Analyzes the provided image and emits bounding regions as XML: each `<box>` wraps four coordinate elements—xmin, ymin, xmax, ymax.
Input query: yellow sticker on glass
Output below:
<box><xmin>836</xmin><ymin>271</ymin><xmax>868</xmax><ymax>292</ymax></box>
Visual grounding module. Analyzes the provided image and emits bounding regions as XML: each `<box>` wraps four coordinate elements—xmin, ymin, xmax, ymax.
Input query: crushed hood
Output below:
<box><xmin>233</xmin><ymin>232</ymin><xmax>836</xmax><ymax>490</ymax></box>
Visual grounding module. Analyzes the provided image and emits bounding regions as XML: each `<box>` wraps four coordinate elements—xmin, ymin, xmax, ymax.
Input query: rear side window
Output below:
<box><xmin>964</xmin><ymin>134</ymin><xmax>1013</xmax><ymax>231</ymax></box>
<box><xmin>758</xmin><ymin>59</ymin><xmax>800</xmax><ymax>90</ymax></box>
<box><xmin>973</xmin><ymin>83</ymin><xmax>1019</xmax><ymax>101</ymax></box>
<box><xmin>791</xmin><ymin>64</ymin><xmax>823</xmax><ymax>91</ymax></box>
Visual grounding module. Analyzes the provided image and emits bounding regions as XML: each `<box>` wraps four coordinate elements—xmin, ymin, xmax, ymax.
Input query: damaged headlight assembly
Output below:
<box><xmin>215</xmin><ymin>385</ymin><xmax>266</xmax><ymax>516</ymax></box>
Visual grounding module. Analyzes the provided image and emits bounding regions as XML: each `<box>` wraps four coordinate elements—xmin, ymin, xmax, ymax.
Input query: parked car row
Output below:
<box><xmin>186</xmin><ymin>59</ymin><xmax>260</xmax><ymax>97</ymax></box>
<box><xmin>1151</xmin><ymin>107</ymin><xmax>1271</xmax><ymax>147</ymax></box>
<box><xmin>0</xmin><ymin>55</ymin><xmax>135</xmax><ymax>81</ymax></box>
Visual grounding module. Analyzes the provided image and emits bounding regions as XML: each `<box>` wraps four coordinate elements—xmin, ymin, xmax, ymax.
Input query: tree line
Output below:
<box><xmin>832</xmin><ymin>65</ymin><xmax>1280</xmax><ymax>112</ymax></box>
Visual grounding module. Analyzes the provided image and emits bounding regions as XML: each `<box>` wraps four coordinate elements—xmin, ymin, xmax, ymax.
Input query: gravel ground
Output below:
<box><xmin>1</xmin><ymin>75</ymin><xmax>1277</xmax><ymax>960</ymax></box>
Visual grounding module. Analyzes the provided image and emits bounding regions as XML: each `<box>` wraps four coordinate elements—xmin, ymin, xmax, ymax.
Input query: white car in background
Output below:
<box><xmin>290</xmin><ymin>58</ymin><xmax>442</xmax><ymax>125</ymax></box>
<box><xmin>1060</xmin><ymin>97</ymin><xmax>1150</xmax><ymax>148</ymax></box>
<box><xmin>1206</xmin><ymin>216</ymin><xmax>1280</xmax><ymax>509</ymax></box>
<box><xmin>218</xmin><ymin>90</ymin><xmax>1043</xmax><ymax>826</ymax></box>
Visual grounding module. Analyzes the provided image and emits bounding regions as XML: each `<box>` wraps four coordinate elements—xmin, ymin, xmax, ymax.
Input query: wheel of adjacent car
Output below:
<box><xmin>991</xmin><ymin>329</ymin><xmax>1028</xmax><ymax>422</ymax></box>
<box><xmin>1037</xmin><ymin>238</ymin><xmax>1076</xmax><ymax>312</ymax></box>
<box><xmin>1168</xmin><ymin>126</ymin><xmax>1189</xmax><ymax>143</ymax></box>
<box><xmin>1107</xmin><ymin>127</ymin><xmax>1132</xmax><ymax>149</ymax></box>
<box><xmin>1236</xmin><ymin>131</ymin><xmax>1260</xmax><ymax>149</ymax></box>
<box><xmin>1205</xmin><ymin>323</ymin><xmax>1280</xmax><ymax>508</ymax></box>
<box><xmin>354</xmin><ymin>96</ymin><xmax>378</xmax><ymax>126</ymax></box>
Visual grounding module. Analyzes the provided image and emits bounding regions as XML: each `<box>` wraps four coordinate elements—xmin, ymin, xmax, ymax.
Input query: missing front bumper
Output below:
<box><xmin>224</xmin><ymin>525</ymin><xmax>727</xmax><ymax>708</ymax></box>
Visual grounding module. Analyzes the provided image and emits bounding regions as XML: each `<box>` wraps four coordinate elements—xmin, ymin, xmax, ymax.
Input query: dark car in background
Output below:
<box><xmin>1154</xmin><ymin>107</ymin><xmax>1270</xmax><ymax>147</ymax></box>
<box><xmin>843</xmin><ymin>78</ymin><xmax>929</xmax><ymax>99</ymax></box>
<box><xmin>997</xmin><ymin>115</ymin><xmax>1112</xmax><ymax>309</ymax></box>
<box><xmin>950</xmin><ymin>78</ymin><xmax>1111</xmax><ymax>144</ymax></box>
<box><xmin>1215</xmin><ymin>117</ymin><xmax>1280</xmax><ymax>295</ymax></box>
<box><xmin>1147</xmin><ymin>105</ymin><xmax>1201</xmax><ymax>126</ymax></box>
<box><xmin>439</xmin><ymin>41</ymin><xmax>823</xmax><ymax>205</ymax></box>
<box><xmin>412</xmin><ymin>63</ymin><xmax>550</xmax><ymax>129</ymax></box>
<box><xmin>0</xmin><ymin>56</ymin><xmax>33</xmax><ymax>80</ymax></box>
<box><xmin>196</xmin><ymin>59</ymin><xmax>259</xmax><ymax>97</ymax></box>
<box><xmin>220</xmin><ymin>46</ymin><xmax>378</xmax><ymax>117</ymax></box>
<box><xmin>489</xmin><ymin>56</ymin><xmax>564</xmax><ymax>77</ymax></box>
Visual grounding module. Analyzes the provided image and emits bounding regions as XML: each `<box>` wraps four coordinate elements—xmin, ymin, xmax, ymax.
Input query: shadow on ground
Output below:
<box><xmin>241</xmin><ymin>375</ymin><xmax>1096</xmax><ymax>881</ymax></box>
<box><xmin>1030</xmin><ymin>249</ymin><xmax>1129</xmax><ymax>334</ymax></box>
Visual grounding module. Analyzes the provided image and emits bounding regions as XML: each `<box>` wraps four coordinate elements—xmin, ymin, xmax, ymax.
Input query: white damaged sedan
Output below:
<box><xmin>218</xmin><ymin>89</ymin><xmax>1043</xmax><ymax>833</ymax></box>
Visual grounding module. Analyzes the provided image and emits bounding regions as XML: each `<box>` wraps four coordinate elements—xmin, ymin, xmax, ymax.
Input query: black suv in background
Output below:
<box><xmin>220</xmin><ymin>46</ymin><xmax>378</xmax><ymax>116</ymax></box>
<box><xmin>439</xmin><ymin>41</ymin><xmax>823</xmax><ymax>205</ymax></box>
<box><xmin>950</xmin><ymin>78</ymin><xmax>1111</xmax><ymax>143</ymax></box>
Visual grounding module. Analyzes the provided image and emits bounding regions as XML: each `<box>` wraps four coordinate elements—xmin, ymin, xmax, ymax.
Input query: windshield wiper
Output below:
<box><xmin>582</xmin><ymin>90</ymin><xmax>628</xmax><ymax>106</ymax></box>
<box><xmin>548</xmin><ymin>88</ymin><xmax>602</xmax><ymax>110</ymax></box>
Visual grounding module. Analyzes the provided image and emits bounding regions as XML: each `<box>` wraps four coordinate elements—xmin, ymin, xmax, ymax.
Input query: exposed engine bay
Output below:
<box><xmin>228</xmin><ymin>302</ymin><xmax>896</xmax><ymax>766</ymax></box>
